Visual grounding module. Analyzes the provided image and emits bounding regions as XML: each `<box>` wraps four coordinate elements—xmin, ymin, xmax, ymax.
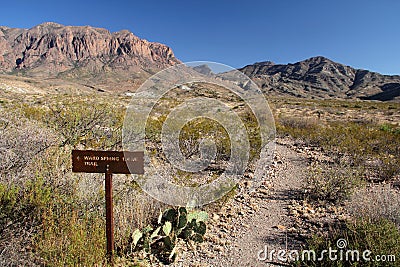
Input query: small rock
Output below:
<box><xmin>244</xmin><ymin>180</ymin><xmax>252</xmax><ymax>187</ymax></box>
<box><xmin>275</xmin><ymin>225</ymin><xmax>287</xmax><ymax>230</ymax></box>
<box><xmin>258</xmin><ymin>188</ymin><xmax>269</xmax><ymax>195</ymax></box>
<box><xmin>214</xmin><ymin>245</ymin><xmax>223</xmax><ymax>252</ymax></box>
<box><xmin>290</xmin><ymin>209</ymin><xmax>299</xmax><ymax>216</ymax></box>
<box><xmin>306</xmin><ymin>207</ymin><xmax>316</xmax><ymax>214</ymax></box>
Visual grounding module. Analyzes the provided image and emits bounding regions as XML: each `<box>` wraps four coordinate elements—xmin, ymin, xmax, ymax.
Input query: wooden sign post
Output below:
<box><xmin>72</xmin><ymin>150</ymin><xmax>144</xmax><ymax>262</ymax></box>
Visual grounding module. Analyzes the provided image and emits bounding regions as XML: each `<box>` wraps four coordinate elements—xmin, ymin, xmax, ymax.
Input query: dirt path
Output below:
<box><xmin>172</xmin><ymin>142</ymin><xmax>309</xmax><ymax>267</ymax></box>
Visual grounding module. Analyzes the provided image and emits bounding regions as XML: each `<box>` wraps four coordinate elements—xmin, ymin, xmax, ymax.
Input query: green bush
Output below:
<box><xmin>0</xmin><ymin>176</ymin><xmax>52</xmax><ymax>230</ymax></box>
<box><xmin>36</xmin><ymin>201</ymin><xmax>106</xmax><ymax>267</ymax></box>
<box><xmin>0</xmin><ymin>183</ymin><xmax>20</xmax><ymax>227</ymax></box>
<box><xmin>0</xmin><ymin>174</ymin><xmax>106</xmax><ymax>267</ymax></box>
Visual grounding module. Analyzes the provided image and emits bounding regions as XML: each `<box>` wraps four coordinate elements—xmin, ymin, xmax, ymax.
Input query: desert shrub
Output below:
<box><xmin>113</xmin><ymin>182</ymin><xmax>165</xmax><ymax>255</ymax></box>
<box><xmin>0</xmin><ymin>110</ymin><xmax>57</xmax><ymax>178</ymax></box>
<box><xmin>36</xmin><ymin>199</ymin><xmax>106</xmax><ymax>267</ymax></box>
<box><xmin>369</xmin><ymin>155</ymin><xmax>400</xmax><ymax>182</ymax></box>
<box><xmin>279</xmin><ymin>116</ymin><xmax>320</xmax><ymax>131</ymax></box>
<box><xmin>277</xmin><ymin>118</ymin><xmax>400</xmax><ymax>182</ymax></box>
<box><xmin>0</xmin><ymin>160</ymin><xmax>106</xmax><ymax>266</ymax></box>
<box><xmin>145</xmin><ymin>115</ymin><xmax>165</xmax><ymax>142</ymax></box>
<box><xmin>0</xmin><ymin>102</ymin><xmax>122</xmax><ymax>265</ymax></box>
<box><xmin>276</xmin><ymin>116</ymin><xmax>322</xmax><ymax>143</ymax></box>
<box><xmin>304</xmin><ymin>163</ymin><xmax>361</xmax><ymax>204</ymax></box>
<box><xmin>12</xmin><ymin>165</ymin><xmax>107</xmax><ymax>266</ymax></box>
<box><xmin>380</xmin><ymin>124</ymin><xmax>393</xmax><ymax>133</ymax></box>
<box><xmin>297</xmin><ymin>218</ymin><xmax>400</xmax><ymax>266</ymax></box>
<box><xmin>146</xmin><ymin>110</ymin><xmax>262</xmax><ymax>163</ymax></box>
<box><xmin>20</xmin><ymin>103</ymin><xmax>47</xmax><ymax>121</ymax></box>
<box><xmin>43</xmin><ymin>99</ymin><xmax>123</xmax><ymax>148</ymax></box>
<box><xmin>25</xmin><ymin>146</ymin><xmax>75</xmax><ymax>195</ymax></box>
<box><xmin>0</xmin><ymin>176</ymin><xmax>54</xmax><ymax>266</ymax></box>
<box><xmin>1</xmin><ymin>97</ymin><xmax>180</xmax><ymax>265</ymax></box>
<box><xmin>346</xmin><ymin>185</ymin><xmax>400</xmax><ymax>227</ymax></box>
<box><xmin>30</xmin><ymin>172</ymin><xmax>163</xmax><ymax>266</ymax></box>
<box><xmin>0</xmin><ymin>177</ymin><xmax>51</xmax><ymax>230</ymax></box>
<box><xmin>179</xmin><ymin>118</ymin><xmax>231</xmax><ymax>161</ymax></box>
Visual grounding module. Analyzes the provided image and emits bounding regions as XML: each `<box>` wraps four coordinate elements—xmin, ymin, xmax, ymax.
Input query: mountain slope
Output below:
<box><xmin>0</xmin><ymin>22</ymin><xmax>180</xmax><ymax>91</ymax></box>
<box><xmin>239</xmin><ymin>56</ymin><xmax>400</xmax><ymax>101</ymax></box>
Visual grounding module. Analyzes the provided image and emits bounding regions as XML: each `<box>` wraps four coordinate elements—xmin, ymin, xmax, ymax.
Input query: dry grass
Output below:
<box><xmin>346</xmin><ymin>185</ymin><xmax>400</xmax><ymax>227</ymax></box>
<box><xmin>277</xmin><ymin>115</ymin><xmax>400</xmax><ymax>183</ymax></box>
<box><xmin>301</xmin><ymin>218</ymin><xmax>400</xmax><ymax>267</ymax></box>
<box><xmin>0</xmin><ymin>99</ymin><xmax>165</xmax><ymax>266</ymax></box>
<box><xmin>113</xmin><ymin>181</ymin><xmax>165</xmax><ymax>254</ymax></box>
<box><xmin>304</xmin><ymin>163</ymin><xmax>362</xmax><ymax>204</ymax></box>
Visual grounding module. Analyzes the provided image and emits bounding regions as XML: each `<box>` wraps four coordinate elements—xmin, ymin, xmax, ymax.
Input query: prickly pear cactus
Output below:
<box><xmin>130</xmin><ymin>206</ymin><xmax>208</xmax><ymax>264</ymax></box>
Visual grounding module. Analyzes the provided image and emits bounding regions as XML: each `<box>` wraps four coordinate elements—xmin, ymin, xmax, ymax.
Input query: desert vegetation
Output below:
<box><xmin>272</xmin><ymin>97</ymin><xmax>400</xmax><ymax>266</ymax></box>
<box><xmin>0</xmin><ymin>89</ymin><xmax>399</xmax><ymax>266</ymax></box>
<box><xmin>0</xmin><ymin>83</ymin><xmax>261</xmax><ymax>266</ymax></box>
<box><xmin>0</xmin><ymin>95</ymin><xmax>164</xmax><ymax>266</ymax></box>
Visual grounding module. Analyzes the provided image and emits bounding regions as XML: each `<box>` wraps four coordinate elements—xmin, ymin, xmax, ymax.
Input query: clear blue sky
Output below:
<box><xmin>2</xmin><ymin>0</ymin><xmax>400</xmax><ymax>74</ymax></box>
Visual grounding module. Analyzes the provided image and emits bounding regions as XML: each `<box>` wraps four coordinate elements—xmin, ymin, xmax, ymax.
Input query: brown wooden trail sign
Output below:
<box><xmin>72</xmin><ymin>150</ymin><xmax>144</xmax><ymax>174</ymax></box>
<box><xmin>72</xmin><ymin>150</ymin><xmax>144</xmax><ymax>262</ymax></box>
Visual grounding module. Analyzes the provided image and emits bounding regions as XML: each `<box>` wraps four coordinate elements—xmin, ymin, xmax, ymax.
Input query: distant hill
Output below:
<box><xmin>239</xmin><ymin>56</ymin><xmax>400</xmax><ymax>102</ymax></box>
<box><xmin>0</xmin><ymin>22</ymin><xmax>180</xmax><ymax>92</ymax></box>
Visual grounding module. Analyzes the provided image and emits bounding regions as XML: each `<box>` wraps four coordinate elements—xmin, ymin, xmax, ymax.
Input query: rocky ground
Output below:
<box><xmin>170</xmin><ymin>139</ymin><xmax>349</xmax><ymax>267</ymax></box>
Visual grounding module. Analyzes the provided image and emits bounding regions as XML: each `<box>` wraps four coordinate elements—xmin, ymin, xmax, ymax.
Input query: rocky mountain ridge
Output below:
<box><xmin>239</xmin><ymin>56</ymin><xmax>400</xmax><ymax>101</ymax></box>
<box><xmin>0</xmin><ymin>22</ymin><xmax>179</xmax><ymax>91</ymax></box>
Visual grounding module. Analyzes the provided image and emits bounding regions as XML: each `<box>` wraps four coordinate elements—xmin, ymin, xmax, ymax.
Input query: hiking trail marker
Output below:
<box><xmin>72</xmin><ymin>150</ymin><xmax>144</xmax><ymax>262</ymax></box>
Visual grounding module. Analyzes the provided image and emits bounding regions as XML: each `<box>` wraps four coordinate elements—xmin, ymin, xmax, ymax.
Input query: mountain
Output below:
<box><xmin>239</xmin><ymin>56</ymin><xmax>400</xmax><ymax>102</ymax></box>
<box><xmin>0</xmin><ymin>23</ymin><xmax>399</xmax><ymax>101</ymax></box>
<box><xmin>0</xmin><ymin>22</ymin><xmax>180</xmax><ymax>91</ymax></box>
